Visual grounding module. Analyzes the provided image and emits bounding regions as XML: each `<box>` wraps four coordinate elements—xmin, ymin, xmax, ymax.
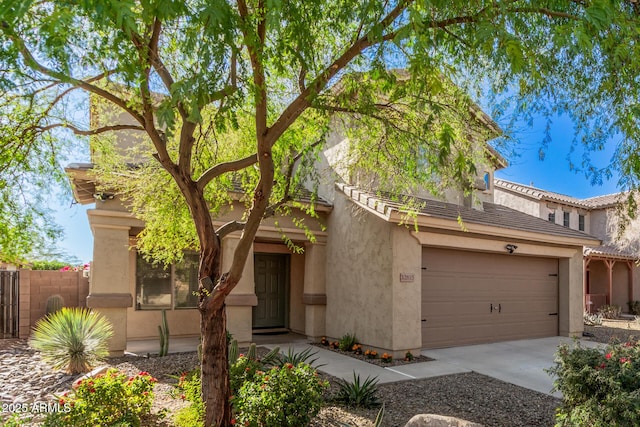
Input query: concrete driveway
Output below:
<box><xmin>419</xmin><ymin>336</ymin><xmax>602</xmax><ymax>397</ymax></box>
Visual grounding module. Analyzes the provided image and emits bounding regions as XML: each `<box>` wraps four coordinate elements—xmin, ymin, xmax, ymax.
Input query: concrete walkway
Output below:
<box><xmin>126</xmin><ymin>335</ymin><xmax>604</xmax><ymax>397</ymax></box>
<box><xmin>421</xmin><ymin>337</ymin><xmax>602</xmax><ymax>397</ymax></box>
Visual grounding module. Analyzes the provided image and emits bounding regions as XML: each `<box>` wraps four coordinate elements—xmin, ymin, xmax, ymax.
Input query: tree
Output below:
<box><xmin>1</xmin><ymin>1</ymin><xmax>639</xmax><ymax>425</ymax></box>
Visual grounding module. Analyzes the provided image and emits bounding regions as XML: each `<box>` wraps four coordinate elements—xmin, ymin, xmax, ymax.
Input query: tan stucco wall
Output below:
<box><xmin>558</xmin><ymin>251</ymin><xmax>584</xmax><ymax>337</ymax></box>
<box><xmin>494</xmin><ymin>189</ymin><xmax>591</xmax><ymax>234</ymax></box>
<box><xmin>589</xmin><ymin>209</ymin><xmax>609</xmax><ymax>241</ymax></box>
<box><xmin>390</xmin><ymin>227</ymin><xmax>422</xmax><ymax>353</ymax></box>
<box><xmin>289</xmin><ymin>253</ymin><xmax>305</xmax><ymax>334</ymax></box>
<box><xmin>493</xmin><ymin>189</ymin><xmax>542</xmax><ymax>218</ymax></box>
<box><xmin>326</xmin><ymin>192</ymin><xmax>394</xmax><ymax>349</ymax></box>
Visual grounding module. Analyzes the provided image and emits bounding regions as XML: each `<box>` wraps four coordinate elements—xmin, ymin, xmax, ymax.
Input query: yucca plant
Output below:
<box><xmin>29</xmin><ymin>307</ymin><xmax>113</xmax><ymax>374</ymax></box>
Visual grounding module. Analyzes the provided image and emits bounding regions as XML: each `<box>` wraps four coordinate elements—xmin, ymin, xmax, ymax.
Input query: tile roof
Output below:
<box><xmin>495</xmin><ymin>178</ymin><xmax>631</xmax><ymax>210</ymax></box>
<box><xmin>582</xmin><ymin>193</ymin><xmax>627</xmax><ymax>209</ymax></box>
<box><xmin>229</xmin><ymin>177</ymin><xmax>331</xmax><ymax>207</ymax></box>
<box><xmin>338</xmin><ymin>184</ymin><xmax>600</xmax><ymax>243</ymax></box>
<box><xmin>494</xmin><ymin>178</ymin><xmax>591</xmax><ymax>208</ymax></box>
<box><xmin>584</xmin><ymin>245</ymin><xmax>638</xmax><ymax>260</ymax></box>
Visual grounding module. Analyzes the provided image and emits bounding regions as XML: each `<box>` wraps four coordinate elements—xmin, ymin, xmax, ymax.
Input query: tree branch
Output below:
<box><xmin>37</xmin><ymin>123</ymin><xmax>145</xmax><ymax>135</ymax></box>
<box><xmin>267</xmin><ymin>0</ymin><xmax>413</xmax><ymax>147</ymax></box>
<box><xmin>1</xmin><ymin>22</ymin><xmax>145</xmax><ymax>125</ymax></box>
<box><xmin>217</xmin><ymin>220</ymin><xmax>246</xmax><ymax>239</ymax></box>
<box><xmin>196</xmin><ymin>153</ymin><xmax>258</xmax><ymax>191</ymax></box>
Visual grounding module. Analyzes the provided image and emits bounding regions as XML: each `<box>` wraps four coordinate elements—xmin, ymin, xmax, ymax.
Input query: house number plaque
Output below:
<box><xmin>400</xmin><ymin>273</ymin><xmax>415</xmax><ymax>282</ymax></box>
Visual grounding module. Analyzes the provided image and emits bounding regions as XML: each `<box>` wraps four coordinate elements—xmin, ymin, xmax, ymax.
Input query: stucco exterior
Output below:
<box><xmin>494</xmin><ymin>179</ymin><xmax>640</xmax><ymax>313</ymax></box>
<box><xmin>66</xmin><ymin>86</ymin><xmax>599</xmax><ymax>356</ymax></box>
<box><xmin>325</xmin><ymin>192</ymin><xmax>397</xmax><ymax>352</ymax></box>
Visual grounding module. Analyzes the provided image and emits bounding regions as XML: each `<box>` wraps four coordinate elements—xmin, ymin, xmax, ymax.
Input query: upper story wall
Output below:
<box><xmin>313</xmin><ymin>113</ymin><xmax>503</xmax><ymax>209</ymax></box>
<box><xmin>494</xmin><ymin>182</ymin><xmax>591</xmax><ymax>235</ymax></box>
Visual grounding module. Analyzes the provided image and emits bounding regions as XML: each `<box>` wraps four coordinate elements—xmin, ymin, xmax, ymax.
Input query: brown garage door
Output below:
<box><xmin>422</xmin><ymin>247</ymin><xmax>558</xmax><ymax>349</ymax></box>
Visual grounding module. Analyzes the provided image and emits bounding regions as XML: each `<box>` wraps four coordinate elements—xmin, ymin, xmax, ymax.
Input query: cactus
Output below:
<box><xmin>158</xmin><ymin>309</ymin><xmax>169</xmax><ymax>357</ymax></box>
<box><xmin>247</xmin><ymin>342</ymin><xmax>257</xmax><ymax>360</ymax></box>
<box><xmin>45</xmin><ymin>295</ymin><xmax>64</xmax><ymax>316</ymax></box>
<box><xmin>228</xmin><ymin>338</ymin><xmax>239</xmax><ymax>364</ymax></box>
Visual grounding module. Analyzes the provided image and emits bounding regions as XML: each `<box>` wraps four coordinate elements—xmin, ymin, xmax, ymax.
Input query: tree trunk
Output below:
<box><xmin>201</xmin><ymin>300</ymin><xmax>231</xmax><ymax>427</ymax></box>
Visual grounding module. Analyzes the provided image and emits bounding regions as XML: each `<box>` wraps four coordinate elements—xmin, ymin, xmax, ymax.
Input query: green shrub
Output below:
<box><xmin>43</xmin><ymin>369</ymin><xmax>156</xmax><ymax>427</ymax></box>
<box><xmin>335</xmin><ymin>372</ymin><xmax>380</xmax><ymax>408</ymax></box>
<box><xmin>173</xmin><ymin>370</ymin><xmax>204</xmax><ymax>427</ymax></box>
<box><xmin>597</xmin><ymin>304</ymin><xmax>622</xmax><ymax>319</ymax></box>
<box><xmin>548</xmin><ymin>340</ymin><xmax>640</xmax><ymax>426</ymax></box>
<box><xmin>232</xmin><ymin>363</ymin><xmax>328</xmax><ymax>426</ymax></box>
<box><xmin>2</xmin><ymin>413</ymin><xmax>31</xmax><ymax>427</ymax></box>
<box><xmin>338</xmin><ymin>333</ymin><xmax>358</xmax><ymax>351</ymax></box>
<box><xmin>30</xmin><ymin>260</ymin><xmax>69</xmax><ymax>270</ymax></box>
<box><xmin>29</xmin><ymin>307</ymin><xmax>113</xmax><ymax>374</ymax></box>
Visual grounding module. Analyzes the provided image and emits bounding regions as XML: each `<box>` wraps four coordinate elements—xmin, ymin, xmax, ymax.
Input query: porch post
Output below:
<box><xmin>85</xmin><ymin>221</ymin><xmax>132</xmax><ymax>356</ymax></box>
<box><xmin>604</xmin><ymin>259</ymin><xmax>615</xmax><ymax>305</ymax></box>
<box><xmin>583</xmin><ymin>258</ymin><xmax>589</xmax><ymax>312</ymax></box>
<box><xmin>221</xmin><ymin>236</ymin><xmax>256</xmax><ymax>346</ymax></box>
<box><xmin>303</xmin><ymin>242</ymin><xmax>326</xmax><ymax>340</ymax></box>
<box><xmin>627</xmin><ymin>261</ymin><xmax>634</xmax><ymax>305</ymax></box>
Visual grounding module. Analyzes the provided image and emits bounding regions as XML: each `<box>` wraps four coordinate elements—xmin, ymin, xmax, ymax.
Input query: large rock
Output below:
<box><xmin>404</xmin><ymin>414</ymin><xmax>483</xmax><ymax>427</ymax></box>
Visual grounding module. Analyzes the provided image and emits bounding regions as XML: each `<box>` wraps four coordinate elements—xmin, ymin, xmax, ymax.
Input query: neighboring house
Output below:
<box><xmin>494</xmin><ymin>179</ymin><xmax>639</xmax><ymax>314</ymax></box>
<box><xmin>65</xmin><ymin>95</ymin><xmax>598</xmax><ymax>356</ymax></box>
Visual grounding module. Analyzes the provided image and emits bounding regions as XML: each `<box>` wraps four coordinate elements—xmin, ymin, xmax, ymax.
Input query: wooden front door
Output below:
<box><xmin>253</xmin><ymin>254</ymin><xmax>288</xmax><ymax>329</ymax></box>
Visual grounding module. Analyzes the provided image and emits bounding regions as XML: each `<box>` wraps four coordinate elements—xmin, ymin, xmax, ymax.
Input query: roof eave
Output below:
<box><xmin>387</xmin><ymin>210</ymin><xmax>601</xmax><ymax>247</ymax></box>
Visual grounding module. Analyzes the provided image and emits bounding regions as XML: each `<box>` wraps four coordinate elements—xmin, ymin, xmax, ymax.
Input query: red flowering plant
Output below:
<box><xmin>59</xmin><ymin>263</ymin><xmax>91</xmax><ymax>272</ymax></box>
<box><xmin>44</xmin><ymin>369</ymin><xmax>156</xmax><ymax>427</ymax></box>
<box><xmin>548</xmin><ymin>339</ymin><xmax>640</xmax><ymax>426</ymax></box>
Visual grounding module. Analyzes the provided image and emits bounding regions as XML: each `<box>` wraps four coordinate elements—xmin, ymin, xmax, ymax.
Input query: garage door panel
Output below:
<box><xmin>422</xmin><ymin>247</ymin><xmax>558</xmax><ymax>349</ymax></box>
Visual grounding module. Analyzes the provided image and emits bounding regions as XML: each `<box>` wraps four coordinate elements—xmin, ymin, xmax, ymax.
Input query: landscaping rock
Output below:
<box><xmin>405</xmin><ymin>414</ymin><xmax>483</xmax><ymax>427</ymax></box>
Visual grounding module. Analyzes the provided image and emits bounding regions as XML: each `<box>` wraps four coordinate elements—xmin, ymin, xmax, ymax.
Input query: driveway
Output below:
<box><xmin>419</xmin><ymin>336</ymin><xmax>602</xmax><ymax>397</ymax></box>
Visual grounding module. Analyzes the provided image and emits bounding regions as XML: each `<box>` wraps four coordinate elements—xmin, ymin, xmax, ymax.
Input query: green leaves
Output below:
<box><xmin>29</xmin><ymin>307</ymin><xmax>113</xmax><ymax>374</ymax></box>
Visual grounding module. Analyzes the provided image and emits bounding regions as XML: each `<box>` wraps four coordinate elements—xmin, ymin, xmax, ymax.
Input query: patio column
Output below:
<box><xmin>604</xmin><ymin>259</ymin><xmax>615</xmax><ymax>305</ymax></box>
<box><xmin>627</xmin><ymin>261</ymin><xmax>634</xmax><ymax>305</ymax></box>
<box><xmin>583</xmin><ymin>258</ymin><xmax>590</xmax><ymax>312</ymax></box>
<box><xmin>303</xmin><ymin>242</ymin><xmax>326</xmax><ymax>339</ymax></box>
<box><xmin>221</xmin><ymin>236</ymin><xmax>256</xmax><ymax>346</ymax></box>
<box><xmin>86</xmin><ymin>219</ymin><xmax>132</xmax><ymax>356</ymax></box>
<box><xmin>559</xmin><ymin>250</ymin><xmax>584</xmax><ymax>337</ymax></box>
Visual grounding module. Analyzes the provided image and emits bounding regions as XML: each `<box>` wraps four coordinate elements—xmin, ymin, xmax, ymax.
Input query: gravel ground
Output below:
<box><xmin>584</xmin><ymin>319</ymin><xmax>640</xmax><ymax>344</ymax></box>
<box><xmin>113</xmin><ymin>348</ymin><xmax>560</xmax><ymax>427</ymax></box>
<box><xmin>9</xmin><ymin>323</ymin><xmax>640</xmax><ymax>427</ymax></box>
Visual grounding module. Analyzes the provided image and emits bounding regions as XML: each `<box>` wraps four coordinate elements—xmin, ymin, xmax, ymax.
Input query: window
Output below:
<box><xmin>579</xmin><ymin>214</ymin><xmax>585</xmax><ymax>231</ymax></box>
<box><xmin>548</xmin><ymin>211</ymin><xmax>555</xmax><ymax>223</ymax></box>
<box><xmin>483</xmin><ymin>172</ymin><xmax>491</xmax><ymax>191</ymax></box>
<box><xmin>136</xmin><ymin>252</ymin><xmax>199</xmax><ymax>310</ymax></box>
<box><xmin>563</xmin><ymin>211</ymin><xmax>570</xmax><ymax>227</ymax></box>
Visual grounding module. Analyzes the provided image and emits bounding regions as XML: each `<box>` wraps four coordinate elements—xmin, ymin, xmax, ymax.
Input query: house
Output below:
<box><xmin>65</xmin><ymin>90</ymin><xmax>599</xmax><ymax>357</ymax></box>
<box><xmin>494</xmin><ymin>179</ymin><xmax>640</xmax><ymax>314</ymax></box>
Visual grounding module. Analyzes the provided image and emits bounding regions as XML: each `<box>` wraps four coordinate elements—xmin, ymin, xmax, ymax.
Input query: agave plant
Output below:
<box><xmin>29</xmin><ymin>307</ymin><xmax>113</xmax><ymax>374</ymax></box>
<box><xmin>335</xmin><ymin>372</ymin><xmax>380</xmax><ymax>408</ymax></box>
<box><xmin>276</xmin><ymin>346</ymin><xmax>324</xmax><ymax>368</ymax></box>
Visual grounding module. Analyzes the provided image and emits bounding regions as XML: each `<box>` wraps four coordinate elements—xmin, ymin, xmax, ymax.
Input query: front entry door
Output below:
<box><xmin>253</xmin><ymin>254</ymin><xmax>288</xmax><ymax>329</ymax></box>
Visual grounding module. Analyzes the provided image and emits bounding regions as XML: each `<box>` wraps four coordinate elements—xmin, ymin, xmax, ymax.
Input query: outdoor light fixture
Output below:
<box><xmin>93</xmin><ymin>192</ymin><xmax>115</xmax><ymax>201</ymax></box>
<box><xmin>505</xmin><ymin>244</ymin><xmax>518</xmax><ymax>254</ymax></box>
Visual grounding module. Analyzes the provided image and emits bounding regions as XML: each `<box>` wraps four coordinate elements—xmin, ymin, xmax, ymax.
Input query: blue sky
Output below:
<box><xmin>51</xmin><ymin>110</ymin><xmax>623</xmax><ymax>264</ymax></box>
<box><xmin>495</xmin><ymin>112</ymin><xmax>621</xmax><ymax>198</ymax></box>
